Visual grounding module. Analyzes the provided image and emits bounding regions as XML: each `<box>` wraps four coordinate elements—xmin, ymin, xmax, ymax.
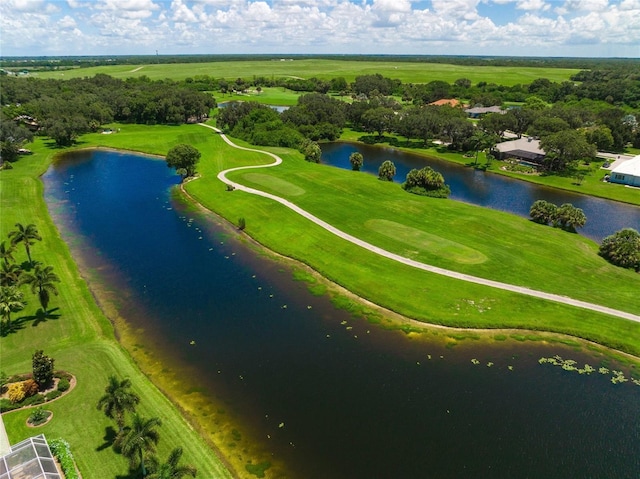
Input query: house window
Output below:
<box><xmin>614</xmin><ymin>174</ymin><xmax>625</xmax><ymax>180</ymax></box>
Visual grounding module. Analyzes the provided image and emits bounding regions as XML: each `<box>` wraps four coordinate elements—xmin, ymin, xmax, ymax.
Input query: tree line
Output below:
<box><xmin>0</xmin><ymin>74</ymin><xmax>215</xmax><ymax>147</ymax></box>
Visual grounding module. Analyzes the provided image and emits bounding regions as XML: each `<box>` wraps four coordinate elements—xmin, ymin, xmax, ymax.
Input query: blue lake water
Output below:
<box><xmin>321</xmin><ymin>142</ymin><xmax>640</xmax><ymax>242</ymax></box>
<box><xmin>44</xmin><ymin>150</ymin><xmax>640</xmax><ymax>479</ymax></box>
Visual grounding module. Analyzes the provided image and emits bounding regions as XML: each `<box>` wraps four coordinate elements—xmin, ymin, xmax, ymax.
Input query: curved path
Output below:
<box><xmin>200</xmin><ymin>123</ymin><xmax>640</xmax><ymax>324</ymax></box>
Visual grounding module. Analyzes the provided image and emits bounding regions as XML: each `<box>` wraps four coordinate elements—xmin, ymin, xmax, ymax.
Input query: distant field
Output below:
<box><xmin>31</xmin><ymin>59</ymin><xmax>580</xmax><ymax>85</ymax></box>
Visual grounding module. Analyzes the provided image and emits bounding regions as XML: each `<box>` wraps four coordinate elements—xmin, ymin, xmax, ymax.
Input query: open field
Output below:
<box><xmin>31</xmin><ymin>59</ymin><xmax>580</xmax><ymax>86</ymax></box>
<box><xmin>1</xmin><ymin>123</ymin><xmax>638</xmax><ymax>479</ymax></box>
<box><xmin>0</xmin><ymin>137</ymin><xmax>234</xmax><ymax>479</ymax></box>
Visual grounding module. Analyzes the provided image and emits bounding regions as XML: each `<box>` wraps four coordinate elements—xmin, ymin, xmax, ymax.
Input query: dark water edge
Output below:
<box><xmin>44</xmin><ymin>150</ymin><xmax>640</xmax><ymax>479</ymax></box>
<box><xmin>320</xmin><ymin>142</ymin><xmax>640</xmax><ymax>243</ymax></box>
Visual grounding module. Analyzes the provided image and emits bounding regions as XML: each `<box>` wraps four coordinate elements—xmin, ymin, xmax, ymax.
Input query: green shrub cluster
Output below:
<box><xmin>57</xmin><ymin>378</ymin><xmax>70</xmax><ymax>392</ymax></box>
<box><xmin>49</xmin><ymin>439</ymin><xmax>79</xmax><ymax>479</ymax></box>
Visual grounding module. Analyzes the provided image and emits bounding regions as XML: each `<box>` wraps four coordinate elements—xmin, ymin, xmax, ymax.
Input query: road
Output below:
<box><xmin>199</xmin><ymin>123</ymin><xmax>640</xmax><ymax>324</ymax></box>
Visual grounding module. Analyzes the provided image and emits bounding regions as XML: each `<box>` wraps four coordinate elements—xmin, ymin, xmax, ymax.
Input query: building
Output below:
<box><xmin>0</xmin><ymin>434</ymin><xmax>62</xmax><ymax>479</ymax></box>
<box><xmin>429</xmin><ymin>98</ymin><xmax>462</xmax><ymax>107</ymax></box>
<box><xmin>464</xmin><ymin>106</ymin><xmax>506</xmax><ymax>118</ymax></box>
<box><xmin>493</xmin><ymin>137</ymin><xmax>546</xmax><ymax>164</ymax></box>
<box><xmin>609</xmin><ymin>155</ymin><xmax>640</xmax><ymax>187</ymax></box>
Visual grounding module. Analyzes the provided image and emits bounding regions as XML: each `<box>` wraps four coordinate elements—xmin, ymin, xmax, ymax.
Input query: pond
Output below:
<box><xmin>320</xmin><ymin>142</ymin><xmax>640</xmax><ymax>242</ymax></box>
<box><xmin>44</xmin><ymin>150</ymin><xmax>640</xmax><ymax>479</ymax></box>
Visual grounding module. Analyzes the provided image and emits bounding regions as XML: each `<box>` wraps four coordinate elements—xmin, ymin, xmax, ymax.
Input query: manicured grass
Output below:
<box><xmin>339</xmin><ymin>130</ymin><xmax>640</xmax><ymax>206</ymax></box>
<box><xmin>218</xmin><ymin>87</ymin><xmax>303</xmax><ymax>106</ymax></box>
<box><xmin>51</xmin><ymin>123</ymin><xmax>639</xmax><ymax>357</ymax></box>
<box><xmin>0</xmin><ymin>138</ymin><xmax>233</xmax><ymax>479</ymax></box>
<box><xmin>32</xmin><ymin>59</ymin><xmax>580</xmax><ymax>86</ymax></box>
<box><xmin>2</xmin><ymin>123</ymin><xmax>638</xmax><ymax>479</ymax></box>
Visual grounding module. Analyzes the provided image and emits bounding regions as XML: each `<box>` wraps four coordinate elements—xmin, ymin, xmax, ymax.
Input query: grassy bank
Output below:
<box><xmin>338</xmin><ymin>129</ymin><xmax>640</xmax><ymax>206</ymax></box>
<box><xmin>32</xmin><ymin>59</ymin><xmax>579</xmax><ymax>86</ymax></box>
<box><xmin>0</xmin><ymin>137</ymin><xmax>234</xmax><ymax>478</ymax></box>
<box><xmin>45</xmin><ymin>123</ymin><xmax>640</xmax><ymax>356</ymax></box>
<box><xmin>2</xmin><ymin>123</ymin><xmax>638</xmax><ymax>479</ymax></box>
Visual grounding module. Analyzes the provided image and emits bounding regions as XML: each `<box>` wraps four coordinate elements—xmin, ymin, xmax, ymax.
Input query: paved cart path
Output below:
<box><xmin>200</xmin><ymin>123</ymin><xmax>640</xmax><ymax>324</ymax></box>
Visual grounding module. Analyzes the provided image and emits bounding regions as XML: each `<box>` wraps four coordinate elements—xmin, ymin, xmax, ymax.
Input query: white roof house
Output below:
<box><xmin>610</xmin><ymin>155</ymin><xmax>640</xmax><ymax>187</ymax></box>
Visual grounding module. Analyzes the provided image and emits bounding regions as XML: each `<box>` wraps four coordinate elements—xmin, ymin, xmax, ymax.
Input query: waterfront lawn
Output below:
<box><xmin>178</xmin><ymin>126</ymin><xmax>640</xmax><ymax>356</ymax></box>
<box><xmin>51</xmin><ymin>122</ymin><xmax>638</xmax><ymax>355</ymax></box>
<box><xmin>338</xmin><ymin>129</ymin><xmax>640</xmax><ymax>206</ymax></box>
<box><xmin>0</xmin><ymin>137</ymin><xmax>233</xmax><ymax>479</ymax></box>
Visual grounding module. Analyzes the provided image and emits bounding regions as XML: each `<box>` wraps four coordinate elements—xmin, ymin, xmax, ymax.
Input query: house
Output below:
<box><xmin>493</xmin><ymin>137</ymin><xmax>546</xmax><ymax>164</ymax></box>
<box><xmin>609</xmin><ymin>155</ymin><xmax>640</xmax><ymax>187</ymax></box>
<box><xmin>429</xmin><ymin>98</ymin><xmax>462</xmax><ymax>107</ymax></box>
<box><xmin>464</xmin><ymin>105</ymin><xmax>505</xmax><ymax>118</ymax></box>
<box><xmin>0</xmin><ymin>434</ymin><xmax>62</xmax><ymax>478</ymax></box>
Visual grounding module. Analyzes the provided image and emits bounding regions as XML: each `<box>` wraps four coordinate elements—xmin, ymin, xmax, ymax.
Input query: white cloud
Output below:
<box><xmin>0</xmin><ymin>0</ymin><xmax>638</xmax><ymax>57</ymax></box>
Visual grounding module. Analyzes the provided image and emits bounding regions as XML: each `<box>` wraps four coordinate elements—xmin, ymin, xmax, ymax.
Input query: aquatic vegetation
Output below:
<box><xmin>539</xmin><ymin>355</ymin><xmax>635</xmax><ymax>386</ymax></box>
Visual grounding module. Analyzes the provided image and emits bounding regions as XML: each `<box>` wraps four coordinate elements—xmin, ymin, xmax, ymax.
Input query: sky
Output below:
<box><xmin>1</xmin><ymin>0</ymin><xmax>639</xmax><ymax>58</ymax></box>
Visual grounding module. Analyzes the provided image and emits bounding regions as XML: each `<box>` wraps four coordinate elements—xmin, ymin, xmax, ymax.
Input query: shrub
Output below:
<box><xmin>22</xmin><ymin>379</ymin><xmax>39</xmax><ymax>397</ymax></box>
<box><xmin>45</xmin><ymin>390</ymin><xmax>62</xmax><ymax>401</ymax></box>
<box><xmin>238</xmin><ymin>217</ymin><xmax>246</xmax><ymax>231</ymax></box>
<box><xmin>7</xmin><ymin>382</ymin><xmax>25</xmax><ymax>403</ymax></box>
<box><xmin>28</xmin><ymin>407</ymin><xmax>51</xmax><ymax>426</ymax></box>
<box><xmin>55</xmin><ymin>371</ymin><xmax>72</xmax><ymax>381</ymax></box>
<box><xmin>49</xmin><ymin>439</ymin><xmax>79</xmax><ymax>479</ymax></box>
<box><xmin>32</xmin><ymin>350</ymin><xmax>55</xmax><ymax>388</ymax></box>
<box><xmin>0</xmin><ymin>398</ymin><xmax>20</xmax><ymax>412</ymax></box>
<box><xmin>22</xmin><ymin>394</ymin><xmax>45</xmax><ymax>406</ymax></box>
<box><xmin>599</xmin><ymin>228</ymin><xmax>640</xmax><ymax>271</ymax></box>
<box><xmin>57</xmin><ymin>378</ymin><xmax>70</xmax><ymax>392</ymax></box>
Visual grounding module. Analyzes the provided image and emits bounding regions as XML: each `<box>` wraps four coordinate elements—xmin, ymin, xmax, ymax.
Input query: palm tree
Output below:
<box><xmin>0</xmin><ymin>285</ymin><xmax>25</xmax><ymax>326</ymax></box>
<box><xmin>8</xmin><ymin>223</ymin><xmax>42</xmax><ymax>265</ymax></box>
<box><xmin>0</xmin><ymin>241</ymin><xmax>16</xmax><ymax>266</ymax></box>
<box><xmin>147</xmin><ymin>448</ymin><xmax>197</xmax><ymax>479</ymax></box>
<box><xmin>378</xmin><ymin>160</ymin><xmax>396</xmax><ymax>181</ymax></box>
<box><xmin>21</xmin><ymin>264</ymin><xmax>60</xmax><ymax>313</ymax></box>
<box><xmin>97</xmin><ymin>375</ymin><xmax>141</xmax><ymax>432</ymax></box>
<box><xmin>116</xmin><ymin>413</ymin><xmax>162</xmax><ymax>477</ymax></box>
<box><xmin>0</xmin><ymin>261</ymin><xmax>23</xmax><ymax>287</ymax></box>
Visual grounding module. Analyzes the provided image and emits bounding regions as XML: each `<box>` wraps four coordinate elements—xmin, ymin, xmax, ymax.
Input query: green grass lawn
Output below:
<box><xmin>338</xmin><ymin>129</ymin><xmax>640</xmax><ymax>206</ymax></box>
<box><xmin>217</xmin><ymin>87</ymin><xmax>303</xmax><ymax>106</ymax></box>
<box><xmin>1</xmin><ymin>123</ymin><xmax>638</xmax><ymax>479</ymax></box>
<box><xmin>0</xmin><ymin>137</ymin><xmax>234</xmax><ymax>479</ymax></box>
<box><xmin>32</xmin><ymin>59</ymin><xmax>580</xmax><ymax>86</ymax></box>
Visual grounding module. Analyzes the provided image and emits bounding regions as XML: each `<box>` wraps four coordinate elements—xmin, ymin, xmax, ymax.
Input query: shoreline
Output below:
<box><xmin>178</xmin><ymin>178</ymin><xmax>640</xmax><ymax>365</ymax></box>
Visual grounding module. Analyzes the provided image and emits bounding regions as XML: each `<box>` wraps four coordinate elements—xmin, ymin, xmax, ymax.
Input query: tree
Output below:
<box><xmin>165</xmin><ymin>144</ymin><xmax>201</xmax><ymax>179</ymax></box>
<box><xmin>0</xmin><ymin>119</ymin><xmax>33</xmax><ymax>164</ymax></box>
<box><xmin>599</xmin><ymin>228</ymin><xmax>640</xmax><ymax>271</ymax></box>
<box><xmin>554</xmin><ymin>203</ymin><xmax>587</xmax><ymax>232</ymax></box>
<box><xmin>32</xmin><ymin>350</ymin><xmax>55</xmax><ymax>388</ymax></box>
<box><xmin>0</xmin><ymin>285</ymin><xmax>25</xmax><ymax>327</ymax></box>
<box><xmin>21</xmin><ymin>264</ymin><xmax>60</xmax><ymax>313</ymax></box>
<box><xmin>0</xmin><ymin>261</ymin><xmax>23</xmax><ymax>287</ymax></box>
<box><xmin>97</xmin><ymin>375</ymin><xmax>141</xmax><ymax>433</ymax></box>
<box><xmin>147</xmin><ymin>448</ymin><xmax>197</xmax><ymax>479</ymax></box>
<box><xmin>8</xmin><ymin>223</ymin><xmax>41</xmax><ymax>265</ymax></box>
<box><xmin>361</xmin><ymin>107</ymin><xmax>396</xmax><ymax>137</ymax></box>
<box><xmin>470</xmin><ymin>129</ymin><xmax>499</xmax><ymax>166</ymax></box>
<box><xmin>378</xmin><ymin>160</ymin><xmax>396</xmax><ymax>181</ymax></box>
<box><xmin>539</xmin><ymin>130</ymin><xmax>596</xmax><ymax>172</ymax></box>
<box><xmin>529</xmin><ymin>200</ymin><xmax>558</xmax><ymax>225</ymax></box>
<box><xmin>301</xmin><ymin>140</ymin><xmax>321</xmax><ymax>163</ymax></box>
<box><xmin>0</xmin><ymin>241</ymin><xmax>16</xmax><ymax>266</ymax></box>
<box><xmin>403</xmin><ymin>166</ymin><xmax>450</xmax><ymax>198</ymax></box>
<box><xmin>116</xmin><ymin>414</ymin><xmax>162</xmax><ymax>477</ymax></box>
<box><xmin>349</xmin><ymin>152</ymin><xmax>363</xmax><ymax>171</ymax></box>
